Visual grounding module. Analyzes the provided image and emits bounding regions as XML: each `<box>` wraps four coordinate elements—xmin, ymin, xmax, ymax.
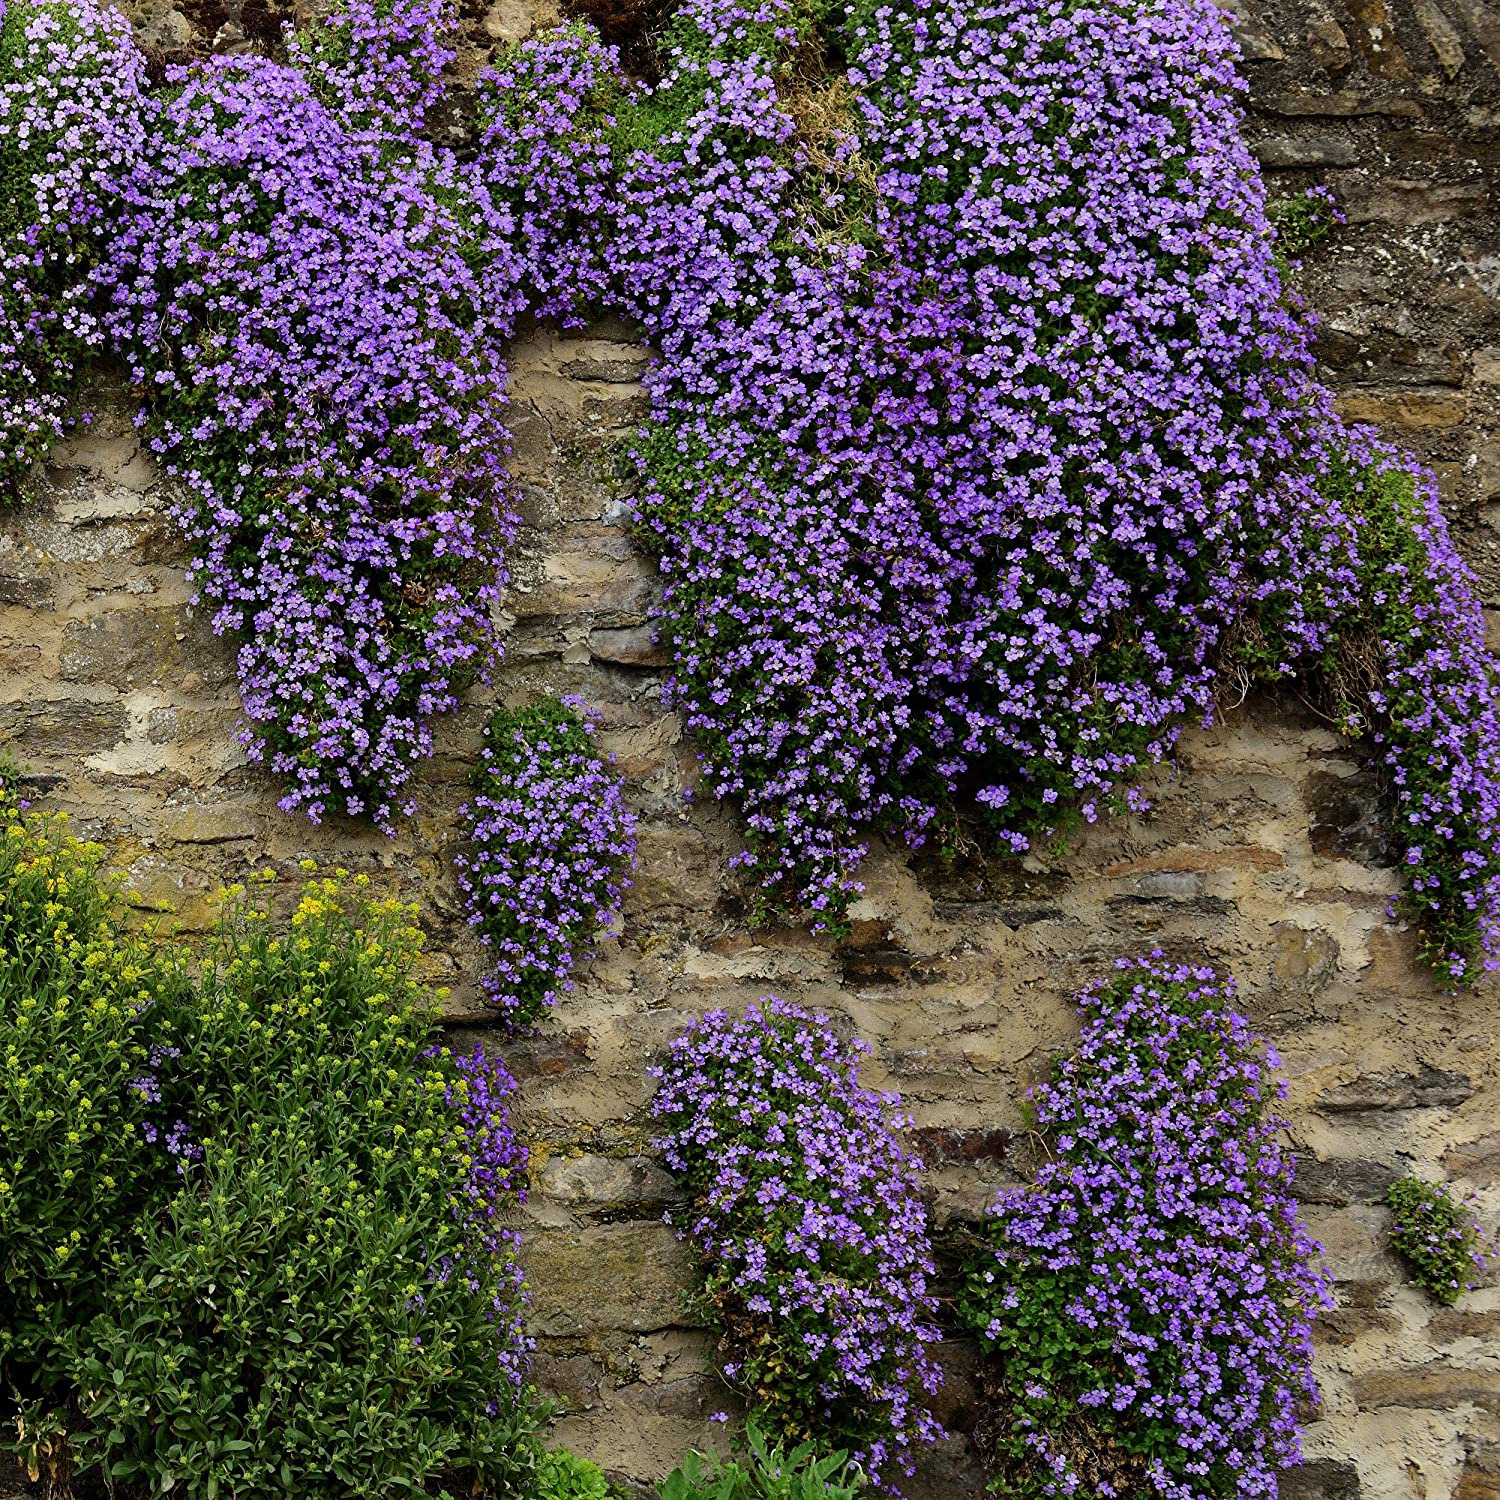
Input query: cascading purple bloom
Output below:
<box><xmin>98</xmin><ymin>16</ymin><xmax>526</xmax><ymax>830</ymax></box>
<box><xmin>454</xmin><ymin>696</ymin><xmax>637</xmax><ymax>1028</ymax></box>
<box><xmin>651</xmin><ymin>997</ymin><xmax>943</xmax><ymax>1490</ymax></box>
<box><xmin>0</xmin><ymin>0</ymin><xmax>149</xmax><ymax>501</ymax></box>
<box><xmin>432</xmin><ymin>1042</ymin><xmax>533</xmax><ymax>1394</ymax></box>
<box><xmin>487</xmin><ymin>0</ymin><xmax>1500</xmax><ymax>974</ymax></box>
<box><xmin>959</xmin><ymin>955</ymin><xmax>1333</xmax><ymax>1499</ymax></box>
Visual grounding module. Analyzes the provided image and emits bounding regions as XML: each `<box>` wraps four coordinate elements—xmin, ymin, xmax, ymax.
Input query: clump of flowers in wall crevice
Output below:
<box><xmin>486</xmin><ymin>0</ymin><xmax>1500</xmax><ymax>977</ymax></box>
<box><xmin>455</xmin><ymin>695</ymin><xmax>638</xmax><ymax>1028</ymax></box>
<box><xmin>651</xmin><ymin>996</ymin><xmax>943</xmax><ymax>1490</ymax></box>
<box><xmin>956</xmin><ymin>954</ymin><xmax>1332</xmax><ymax>1499</ymax></box>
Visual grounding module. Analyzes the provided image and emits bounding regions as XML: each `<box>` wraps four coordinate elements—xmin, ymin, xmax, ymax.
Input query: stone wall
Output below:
<box><xmin>1</xmin><ymin>0</ymin><xmax>1499</xmax><ymax>1495</ymax></box>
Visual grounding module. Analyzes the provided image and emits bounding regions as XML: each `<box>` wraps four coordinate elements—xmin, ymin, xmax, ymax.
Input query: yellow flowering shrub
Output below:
<box><xmin>0</xmin><ymin>767</ymin><xmax>540</xmax><ymax>1494</ymax></box>
<box><xmin>0</xmin><ymin>773</ymin><xmax>192</xmax><ymax>1393</ymax></box>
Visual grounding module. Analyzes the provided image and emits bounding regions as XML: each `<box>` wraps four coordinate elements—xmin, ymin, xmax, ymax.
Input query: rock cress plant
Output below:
<box><xmin>0</xmin><ymin>0</ymin><xmax>147</xmax><ymax>502</ymax></box>
<box><xmin>651</xmin><ymin>997</ymin><xmax>942</xmax><ymax>1488</ymax></box>
<box><xmin>455</xmin><ymin>696</ymin><xmax>638</xmax><ymax>1027</ymax></box>
<box><xmin>957</xmin><ymin>956</ymin><xmax>1332</xmax><ymax>1499</ymax></box>
<box><xmin>98</xmin><ymin>0</ymin><xmax>525</xmax><ymax>831</ymax></box>
<box><xmin>488</xmin><ymin>0</ymin><xmax>1500</xmax><ymax>975</ymax></box>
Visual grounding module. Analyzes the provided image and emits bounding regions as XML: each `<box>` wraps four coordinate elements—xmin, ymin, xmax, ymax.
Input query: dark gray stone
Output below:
<box><xmin>0</xmin><ymin>573</ymin><xmax>54</xmax><ymax>608</ymax></box>
<box><xmin>1278</xmin><ymin>1458</ymin><xmax>1362</xmax><ymax>1500</ymax></box>
<box><xmin>1255</xmin><ymin>135</ymin><xmax>1360</xmax><ymax>168</ymax></box>
<box><xmin>912</xmin><ymin>1126</ymin><xmax>1013</xmax><ymax>1166</ymax></box>
<box><xmin>1293</xmin><ymin>1155</ymin><xmax>1397</xmax><ymax>1206</ymax></box>
<box><xmin>1318</xmin><ymin>1065</ymin><xmax>1473</xmax><ymax>1114</ymax></box>
<box><xmin>0</xmin><ymin>698</ymin><xmax>126</xmax><ymax>756</ymax></box>
<box><xmin>1305</xmin><ymin>770</ymin><xmax>1396</xmax><ymax>867</ymax></box>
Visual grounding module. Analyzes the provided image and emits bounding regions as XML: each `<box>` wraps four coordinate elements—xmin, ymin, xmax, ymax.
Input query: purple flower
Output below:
<box><xmin>959</xmin><ymin>954</ymin><xmax>1334</xmax><ymax>1499</ymax></box>
<box><xmin>454</xmin><ymin>696</ymin><xmax>638</xmax><ymax>1028</ymax></box>
<box><xmin>650</xmin><ymin>997</ymin><xmax>944</xmax><ymax>1490</ymax></box>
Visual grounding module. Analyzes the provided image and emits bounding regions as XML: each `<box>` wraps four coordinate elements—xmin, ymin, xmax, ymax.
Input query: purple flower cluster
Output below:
<box><xmin>651</xmin><ymin>997</ymin><xmax>942</xmax><ymax>1489</ymax></box>
<box><xmin>291</xmin><ymin>0</ymin><xmax>456</xmax><ymax>132</ymax></box>
<box><xmin>959</xmin><ymin>955</ymin><xmax>1332</xmax><ymax>1499</ymax></box>
<box><xmin>487</xmin><ymin>0</ymin><xmax>1500</xmax><ymax>973</ymax></box>
<box><xmin>98</xmin><ymin>10</ymin><xmax>527</xmax><ymax>830</ymax></box>
<box><xmin>1318</xmin><ymin>434</ymin><xmax>1500</xmax><ymax>976</ymax></box>
<box><xmin>433</xmin><ymin>1042</ymin><xmax>533</xmax><ymax>1394</ymax></box>
<box><xmin>0</xmin><ymin>0</ymin><xmax>148</xmax><ymax>501</ymax></box>
<box><xmin>475</xmin><ymin>23</ymin><xmax>622</xmax><ymax>322</ymax></box>
<box><xmin>454</xmin><ymin>696</ymin><xmax>637</xmax><ymax>1028</ymax></box>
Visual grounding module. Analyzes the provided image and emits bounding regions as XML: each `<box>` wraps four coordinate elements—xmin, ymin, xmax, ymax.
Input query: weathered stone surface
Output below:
<box><xmin>1313</xmin><ymin>1307</ymin><xmax>1401</xmax><ymax>1345</ymax></box>
<box><xmin>912</xmin><ymin>1126</ymin><xmax>1013</xmax><ymax>1166</ymax></box>
<box><xmin>1217</xmin><ymin>0</ymin><xmax>1286</xmax><ymax>58</ymax></box>
<box><xmin>1278</xmin><ymin>1459</ymin><xmax>1363</xmax><ymax>1500</ymax></box>
<box><xmin>1256</xmin><ymin>135</ymin><xmax>1360</xmax><ymax>167</ymax></box>
<box><xmin>1293</xmin><ymin>1154</ymin><xmax>1397</xmax><ymax>1206</ymax></box>
<box><xmin>510</xmin><ymin>535</ymin><xmax>658</xmax><ymax>622</ymax></box>
<box><xmin>1455</xmin><ymin>1471</ymin><xmax>1500</xmax><ymax>1500</ymax></box>
<box><xmin>1305</xmin><ymin>769</ymin><xmax>1396</xmax><ymax>864</ymax></box>
<box><xmin>1340</xmin><ymin>179</ymin><xmax>1489</xmax><ymax>225</ymax></box>
<box><xmin>1415</xmin><ymin>0</ymin><xmax>1468</xmax><ymax>78</ymax></box>
<box><xmin>1430</xmin><ymin>1308</ymin><xmax>1500</xmax><ymax>1343</ymax></box>
<box><xmin>1257</xmin><ymin>89</ymin><xmax>1423</xmax><ymax>116</ymax></box>
<box><xmin>538</xmin><ymin>1154</ymin><xmax>682</xmax><ymax>1216</ymax></box>
<box><xmin>531</xmin><ymin>1352</ymin><xmax>603</xmax><ymax>1412</ymax></box>
<box><xmin>1318</xmin><ymin>1065</ymin><xmax>1473</xmax><ymax>1113</ymax></box>
<box><xmin>0</xmin><ymin>697</ymin><xmax>127</xmax><ymax>755</ymax></box>
<box><xmin>1343</xmin><ymin>0</ymin><xmax>1409</xmax><ymax>76</ymax></box>
<box><xmin>1352</xmin><ymin>1365</ymin><xmax>1500</xmax><ymax>1413</ymax></box>
<box><xmin>1456</xmin><ymin>1445</ymin><xmax>1500</xmax><ymax>1500</ymax></box>
<box><xmin>1446</xmin><ymin>1131</ymin><xmax>1500</xmax><ymax>1184</ymax></box>
<box><xmin>1334</xmin><ymin>389</ymin><xmax>1468</xmax><ymax>429</ymax></box>
<box><xmin>590</xmin><ymin>624</ymin><xmax>669</xmax><ymax>666</ymax></box>
<box><xmin>500</xmin><ymin>1028</ymin><xmax>593</xmax><ymax>1080</ymax></box>
<box><xmin>523</xmin><ymin>1223</ymin><xmax>694</xmax><ymax>1336</ymax></box>
<box><xmin>1270</xmin><ymin>924</ymin><xmax>1341</xmax><ymax>998</ymax></box>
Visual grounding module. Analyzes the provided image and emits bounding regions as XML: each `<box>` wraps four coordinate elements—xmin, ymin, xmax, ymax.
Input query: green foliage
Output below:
<box><xmin>1388</xmin><ymin>1176</ymin><xmax>1494</xmax><ymax>1306</ymax></box>
<box><xmin>1267</xmin><ymin>186</ymin><xmax>1340</xmax><ymax>273</ymax></box>
<box><xmin>0</xmin><ymin>802</ymin><xmax>542</xmax><ymax>1494</ymax></box>
<box><xmin>659</xmin><ymin>1423</ymin><xmax>864</xmax><ymax>1500</ymax></box>
<box><xmin>537</xmin><ymin>1447</ymin><xmax>615</xmax><ymax>1499</ymax></box>
<box><xmin>0</xmin><ymin>804</ymin><xmax>191</xmax><ymax>1392</ymax></box>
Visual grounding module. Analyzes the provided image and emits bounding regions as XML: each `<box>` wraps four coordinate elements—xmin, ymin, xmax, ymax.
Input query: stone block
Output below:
<box><xmin>1313</xmin><ymin>1307</ymin><xmax>1400</xmax><ymax>1346</ymax></box>
<box><xmin>1318</xmin><ymin>1065</ymin><xmax>1473</xmax><ymax>1113</ymax></box>
<box><xmin>1305</xmin><ymin>770</ymin><xmax>1395</xmax><ymax>865</ymax></box>
<box><xmin>1446</xmin><ymin>1131</ymin><xmax>1500</xmax><ymax>1185</ymax></box>
<box><xmin>1351</xmin><ymin>1365</ymin><xmax>1500</xmax><ymax>1413</ymax></box>
<box><xmin>531</xmin><ymin>1352</ymin><xmax>602</xmax><ymax>1412</ymax></box>
<box><xmin>0</xmin><ymin>698</ymin><xmax>127</xmax><ymax>756</ymax></box>
<box><xmin>1430</xmin><ymin>1308</ymin><xmax>1500</xmax><ymax>1343</ymax></box>
<box><xmin>1293</xmin><ymin>1155</ymin><xmax>1397</xmax><ymax>1206</ymax></box>
<box><xmin>0</xmin><ymin>573</ymin><xmax>53</xmax><ymax>608</ymax></box>
<box><xmin>1278</xmin><ymin>1459</ymin><xmax>1362</xmax><ymax>1500</ymax></box>
<box><xmin>1256</xmin><ymin>91</ymin><xmax>1422</xmax><ymax>118</ymax></box>
<box><xmin>1341</xmin><ymin>180</ymin><xmax>1488</xmax><ymax>226</ymax></box>
<box><xmin>511</xmin><ymin>534</ymin><xmax>658</xmax><ymax>623</ymax></box>
<box><xmin>911</xmin><ymin>1126</ymin><xmax>1013</xmax><ymax>1166</ymax></box>
<box><xmin>523</xmin><ymin>1222</ymin><xmax>693</xmax><ymax>1336</ymax></box>
<box><xmin>1256</xmin><ymin>136</ymin><xmax>1360</xmax><ymax>168</ymax></box>
<box><xmin>537</xmin><ymin>1153</ymin><xmax>682</xmax><ymax>1216</ymax></box>
<box><xmin>499</xmin><ymin>1027</ymin><xmax>593</xmax><ymax>1080</ymax></box>
<box><xmin>590</xmin><ymin>624</ymin><xmax>669</xmax><ymax>666</ymax></box>
<box><xmin>1334</xmin><ymin>390</ymin><xmax>1467</xmax><ymax>430</ymax></box>
<box><xmin>60</xmin><ymin>607</ymin><xmax>231</xmax><ymax>689</ymax></box>
<box><xmin>1414</xmin><ymin>0</ymin><xmax>1468</xmax><ymax>77</ymax></box>
<box><xmin>626</xmin><ymin>827</ymin><xmax>721</xmax><ymax>912</ymax></box>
